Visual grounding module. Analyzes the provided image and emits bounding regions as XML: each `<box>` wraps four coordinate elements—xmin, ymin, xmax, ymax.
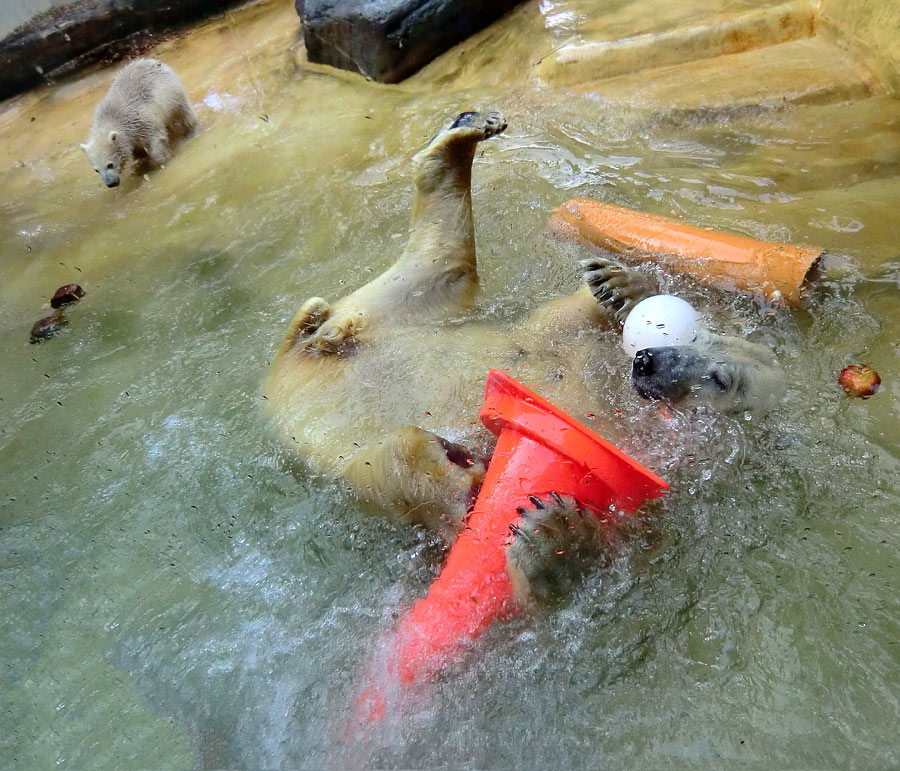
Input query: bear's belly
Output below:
<box><xmin>264</xmin><ymin>320</ymin><xmax>614</xmax><ymax>475</ymax></box>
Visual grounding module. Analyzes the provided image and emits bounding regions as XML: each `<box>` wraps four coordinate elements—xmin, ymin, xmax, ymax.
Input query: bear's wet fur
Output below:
<box><xmin>81</xmin><ymin>58</ymin><xmax>197</xmax><ymax>187</ymax></box>
<box><xmin>265</xmin><ymin>111</ymin><xmax>620</xmax><ymax>540</ymax></box>
<box><xmin>266</xmin><ymin>112</ymin><xmax>784</xmax><ymax>602</ymax></box>
<box><xmin>266</xmin><ymin>111</ymin><xmax>529</xmax><ymax>537</ymax></box>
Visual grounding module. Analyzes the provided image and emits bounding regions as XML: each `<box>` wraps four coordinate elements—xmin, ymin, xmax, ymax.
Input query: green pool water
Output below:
<box><xmin>1</xmin><ymin>1</ymin><xmax>898</xmax><ymax>767</ymax></box>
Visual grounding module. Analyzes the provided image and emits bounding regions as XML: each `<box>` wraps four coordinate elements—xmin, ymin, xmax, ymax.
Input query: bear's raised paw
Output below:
<box><xmin>506</xmin><ymin>492</ymin><xmax>605</xmax><ymax>603</ymax></box>
<box><xmin>284</xmin><ymin>296</ymin><xmax>330</xmax><ymax>345</ymax></box>
<box><xmin>582</xmin><ymin>256</ymin><xmax>658</xmax><ymax>325</ymax></box>
<box><xmin>447</xmin><ymin>110</ymin><xmax>507</xmax><ymax>141</ymax></box>
<box><xmin>284</xmin><ymin>296</ymin><xmax>367</xmax><ymax>357</ymax></box>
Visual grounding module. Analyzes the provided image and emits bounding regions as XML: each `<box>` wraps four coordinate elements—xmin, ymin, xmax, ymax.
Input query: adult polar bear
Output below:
<box><xmin>264</xmin><ymin>110</ymin><xmax>780</xmax><ymax>541</ymax></box>
<box><xmin>265</xmin><ymin>111</ymin><xmax>622</xmax><ymax>535</ymax></box>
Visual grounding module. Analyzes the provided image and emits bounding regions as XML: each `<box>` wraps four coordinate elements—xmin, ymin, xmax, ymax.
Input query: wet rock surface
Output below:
<box><xmin>297</xmin><ymin>0</ymin><xmax>524</xmax><ymax>82</ymax></box>
<box><xmin>0</xmin><ymin>0</ymin><xmax>246</xmax><ymax>101</ymax></box>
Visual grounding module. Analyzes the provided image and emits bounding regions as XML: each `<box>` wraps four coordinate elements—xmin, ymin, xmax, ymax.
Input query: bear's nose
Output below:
<box><xmin>105</xmin><ymin>178</ymin><xmax>120</xmax><ymax>188</ymax></box>
<box><xmin>632</xmin><ymin>349</ymin><xmax>656</xmax><ymax>377</ymax></box>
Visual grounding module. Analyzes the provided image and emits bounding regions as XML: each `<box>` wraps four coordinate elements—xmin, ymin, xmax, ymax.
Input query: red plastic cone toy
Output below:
<box><xmin>355</xmin><ymin>370</ymin><xmax>668</xmax><ymax>724</ymax></box>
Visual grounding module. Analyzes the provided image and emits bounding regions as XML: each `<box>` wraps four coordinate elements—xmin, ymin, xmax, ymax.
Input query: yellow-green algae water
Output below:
<box><xmin>1</xmin><ymin>0</ymin><xmax>898</xmax><ymax>767</ymax></box>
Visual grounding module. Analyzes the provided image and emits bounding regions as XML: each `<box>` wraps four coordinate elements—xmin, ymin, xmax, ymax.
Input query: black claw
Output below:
<box><xmin>550</xmin><ymin>492</ymin><xmax>564</xmax><ymax>506</ymax></box>
<box><xmin>528</xmin><ymin>494</ymin><xmax>545</xmax><ymax>509</ymax></box>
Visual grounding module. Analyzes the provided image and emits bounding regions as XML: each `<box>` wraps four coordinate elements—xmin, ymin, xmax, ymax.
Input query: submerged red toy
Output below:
<box><xmin>356</xmin><ymin>369</ymin><xmax>668</xmax><ymax>722</ymax></box>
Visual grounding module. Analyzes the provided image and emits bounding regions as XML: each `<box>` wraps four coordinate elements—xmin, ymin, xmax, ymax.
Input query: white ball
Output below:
<box><xmin>622</xmin><ymin>295</ymin><xmax>700</xmax><ymax>356</ymax></box>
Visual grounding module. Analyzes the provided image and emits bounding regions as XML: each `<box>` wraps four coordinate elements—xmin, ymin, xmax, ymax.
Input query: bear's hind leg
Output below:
<box><xmin>396</xmin><ymin>110</ymin><xmax>508</xmax><ymax>303</ymax></box>
<box><xmin>342</xmin><ymin>425</ymin><xmax>486</xmax><ymax>537</ymax></box>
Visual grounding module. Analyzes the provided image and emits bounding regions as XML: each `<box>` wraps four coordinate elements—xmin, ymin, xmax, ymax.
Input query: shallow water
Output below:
<box><xmin>1</xmin><ymin>0</ymin><xmax>899</xmax><ymax>768</ymax></box>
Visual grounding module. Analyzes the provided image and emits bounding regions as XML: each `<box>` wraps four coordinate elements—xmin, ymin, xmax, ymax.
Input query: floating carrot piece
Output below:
<box><xmin>550</xmin><ymin>198</ymin><xmax>823</xmax><ymax>306</ymax></box>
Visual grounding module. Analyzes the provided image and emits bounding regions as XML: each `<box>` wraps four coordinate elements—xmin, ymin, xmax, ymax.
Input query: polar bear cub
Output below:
<box><xmin>81</xmin><ymin>58</ymin><xmax>197</xmax><ymax>187</ymax></box>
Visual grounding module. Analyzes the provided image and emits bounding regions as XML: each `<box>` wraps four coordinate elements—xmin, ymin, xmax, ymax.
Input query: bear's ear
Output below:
<box><xmin>108</xmin><ymin>131</ymin><xmax>118</xmax><ymax>144</ymax></box>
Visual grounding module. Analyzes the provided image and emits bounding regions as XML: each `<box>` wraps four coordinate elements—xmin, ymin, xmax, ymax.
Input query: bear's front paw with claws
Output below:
<box><xmin>287</xmin><ymin>296</ymin><xmax>331</xmax><ymax>343</ymax></box>
<box><xmin>505</xmin><ymin>492</ymin><xmax>606</xmax><ymax>603</ymax></box>
<box><xmin>289</xmin><ymin>303</ymin><xmax>366</xmax><ymax>358</ymax></box>
<box><xmin>582</xmin><ymin>257</ymin><xmax>658</xmax><ymax>325</ymax></box>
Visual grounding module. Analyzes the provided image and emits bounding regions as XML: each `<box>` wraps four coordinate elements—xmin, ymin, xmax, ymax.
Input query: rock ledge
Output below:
<box><xmin>297</xmin><ymin>0</ymin><xmax>523</xmax><ymax>83</ymax></box>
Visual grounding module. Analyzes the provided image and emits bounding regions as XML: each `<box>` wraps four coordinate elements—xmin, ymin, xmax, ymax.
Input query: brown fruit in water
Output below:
<box><xmin>839</xmin><ymin>364</ymin><xmax>881</xmax><ymax>398</ymax></box>
<box><xmin>30</xmin><ymin>310</ymin><xmax>66</xmax><ymax>342</ymax></box>
<box><xmin>50</xmin><ymin>283</ymin><xmax>85</xmax><ymax>308</ymax></box>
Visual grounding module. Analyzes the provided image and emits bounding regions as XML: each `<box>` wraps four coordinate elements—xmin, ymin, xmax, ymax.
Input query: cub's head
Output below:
<box><xmin>630</xmin><ymin>330</ymin><xmax>783</xmax><ymax>413</ymax></box>
<box><xmin>80</xmin><ymin>131</ymin><xmax>128</xmax><ymax>188</ymax></box>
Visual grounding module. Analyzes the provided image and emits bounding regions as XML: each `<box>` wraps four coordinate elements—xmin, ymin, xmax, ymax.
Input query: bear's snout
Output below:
<box><xmin>631</xmin><ymin>345</ymin><xmax>699</xmax><ymax>402</ymax></box>
<box><xmin>633</xmin><ymin>349</ymin><xmax>656</xmax><ymax>377</ymax></box>
<box><xmin>103</xmin><ymin>175</ymin><xmax>120</xmax><ymax>188</ymax></box>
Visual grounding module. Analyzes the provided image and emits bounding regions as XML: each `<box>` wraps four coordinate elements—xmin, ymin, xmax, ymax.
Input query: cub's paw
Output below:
<box><xmin>301</xmin><ymin>308</ymin><xmax>365</xmax><ymax>357</ymax></box>
<box><xmin>149</xmin><ymin>139</ymin><xmax>173</xmax><ymax>167</ymax></box>
<box><xmin>505</xmin><ymin>493</ymin><xmax>604</xmax><ymax>603</ymax></box>
<box><xmin>447</xmin><ymin>110</ymin><xmax>507</xmax><ymax>141</ymax></box>
<box><xmin>582</xmin><ymin>257</ymin><xmax>658</xmax><ymax>325</ymax></box>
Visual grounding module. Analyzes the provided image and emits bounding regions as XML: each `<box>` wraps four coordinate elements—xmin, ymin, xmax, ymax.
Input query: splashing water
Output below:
<box><xmin>1</xmin><ymin>0</ymin><xmax>898</xmax><ymax>768</ymax></box>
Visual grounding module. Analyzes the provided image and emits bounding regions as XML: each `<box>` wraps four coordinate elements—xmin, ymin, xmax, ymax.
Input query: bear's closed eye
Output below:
<box><xmin>709</xmin><ymin>370</ymin><xmax>732</xmax><ymax>391</ymax></box>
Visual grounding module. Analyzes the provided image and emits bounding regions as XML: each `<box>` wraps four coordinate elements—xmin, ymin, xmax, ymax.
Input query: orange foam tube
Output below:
<box><xmin>550</xmin><ymin>198</ymin><xmax>823</xmax><ymax>306</ymax></box>
<box><xmin>355</xmin><ymin>370</ymin><xmax>668</xmax><ymax>724</ymax></box>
